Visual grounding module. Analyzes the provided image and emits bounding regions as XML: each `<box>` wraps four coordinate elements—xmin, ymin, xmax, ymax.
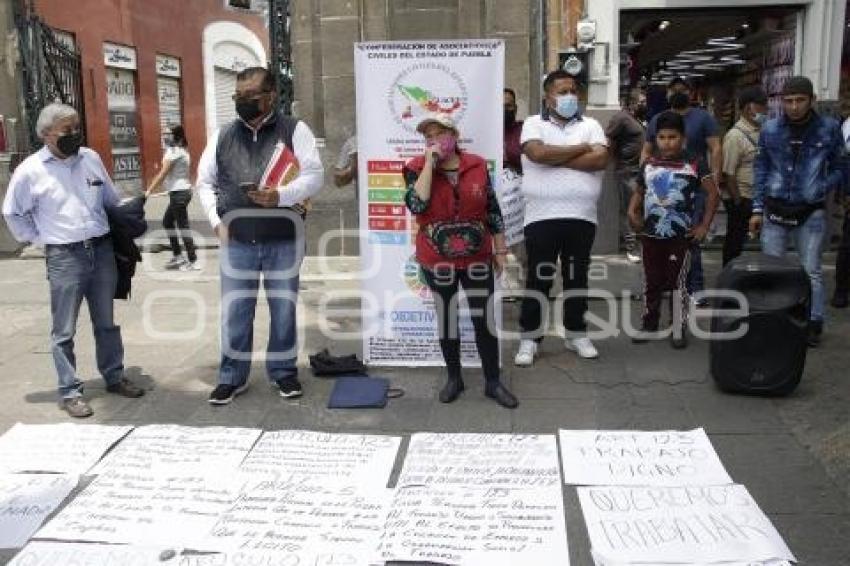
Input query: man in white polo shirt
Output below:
<box><xmin>514</xmin><ymin>69</ymin><xmax>609</xmax><ymax>365</ymax></box>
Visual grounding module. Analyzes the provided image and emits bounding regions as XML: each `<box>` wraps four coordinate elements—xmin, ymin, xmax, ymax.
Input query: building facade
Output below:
<box><xmin>31</xmin><ymin>0</ymin><xmax>269</xmax><ymax>195</ymax></box>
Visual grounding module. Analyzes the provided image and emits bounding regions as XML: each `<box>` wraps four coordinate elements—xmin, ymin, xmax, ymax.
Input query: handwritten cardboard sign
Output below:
<box><xmin>7</xmin><ymin>542</ymin><xmax>180</xmax><ymax>566</ymax></box>
<box><xmin>398</xmin><ymin>433</ymin><xmax>560</xmax><ymax>488</ymax></box>
<box><xmin>198</xmin><ymin>476</ymin><xmax>391</xmax><ymax>561</ymax></box>
<box><xmin>91</xmin><ymin>425</ymin><xmax>261</xmax><ymax>474</ymax></box>
<box><xmin>377</xmin><ymin>484</ymin><xmax>570</xmax><ymax>566</ymax></box>
<box><xmin>578</xmin><ymin>484</ymin><xmax>795</xmax><ymax>564</ymax></box>
<box><xmin>0</xmin><ymin>474</ymin><xmax>78</xmax><ymax>549</ymax></box>
<box><xmin>239</xmin><ymin>430</ymin><xmax>400</xmax><ymax>485</ymax></box>
<box><xmin>0</xmin><ymin>423</ymin><xmax>132</xmax><ymax>475</ymax></box>
<box><xmin>35</xmin><ymin>471</ymin><xmax>248</xmax><ymax>547</ymax></box>
<box><xmin>559</xmin><ymin>429</ymin><xmax>733</xmax><ymax>486</ymax></box>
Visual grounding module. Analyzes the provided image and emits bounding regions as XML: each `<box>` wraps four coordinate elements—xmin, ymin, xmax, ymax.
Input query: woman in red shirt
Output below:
<box><xmin>404</xmin><ymin>114</ymin><xmax>518</xmax><ymax>409</ymax></box>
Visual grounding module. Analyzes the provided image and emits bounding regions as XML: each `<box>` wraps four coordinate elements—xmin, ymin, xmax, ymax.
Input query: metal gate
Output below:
<box><xmin>15</xmin><ymin>11</ymin><xmax>86</xmax><ymax>150</ymax></box>
<box><xmin>269</xmin><ymin>0</ymin><xmax>294</xmax><ymax>115</ymax></box>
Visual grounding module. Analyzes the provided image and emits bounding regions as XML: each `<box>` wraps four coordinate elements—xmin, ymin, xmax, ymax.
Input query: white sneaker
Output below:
<box><xmin>164</xmin><ymin>255</ymin><xmax>186</xmax><ymax>270</ymax></box>
<box><xmin>179</xmin><ymin>260</ymin><xmax>201</xmax><ymax>272</ymax></box>
<box><xmin>566</xmin><ymin>336</ymin><xmax>599</xmax><ymax>359</ymax></box>
<box><xmin>626</xmin><ymin>250</ymin><xmax>642</xmax><ymax>264</ymax></box>
<box><xmin>514</xmin><ymin>339</ymin><xmax>538</xmax><ymax>367</ymax></box>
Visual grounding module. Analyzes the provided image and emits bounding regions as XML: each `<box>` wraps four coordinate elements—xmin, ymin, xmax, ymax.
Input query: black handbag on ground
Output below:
<box><xmin>309</xmin><ymin>349</ymin><xmax>368</xmax><ymax>377</ymax></box>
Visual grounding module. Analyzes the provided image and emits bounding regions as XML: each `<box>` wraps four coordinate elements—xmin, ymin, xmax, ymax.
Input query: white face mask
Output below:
<box><xmin>752</xmin><ymin>112</ymin><xmax>767</xmax><ymax>126</ymax></box>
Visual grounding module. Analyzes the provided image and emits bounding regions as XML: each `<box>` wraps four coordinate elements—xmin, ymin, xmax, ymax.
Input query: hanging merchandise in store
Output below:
<box><xmin>104</xmin><ymin>43</ymin><xmax>142</xmax><ymax>196</ymax></box>
<box><xmin>156</xmin><ymin>55</ymin><xmax>183</xmax><ymax>148</ymax></box>
<box><xmin>619</xmin><ymin>8</ymin><xmax>801</xmax><ymax>127</ymax></box>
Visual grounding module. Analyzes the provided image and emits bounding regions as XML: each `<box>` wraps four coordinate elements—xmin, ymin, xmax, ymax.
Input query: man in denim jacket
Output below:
<box><xmin>750</xmin><ymin>76</ymin><xmax>846</xmax><ymax>347</ymax></box>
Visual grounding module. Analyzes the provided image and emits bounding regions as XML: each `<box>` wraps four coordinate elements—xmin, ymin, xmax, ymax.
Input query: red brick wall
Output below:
<box><xmin>35</xmin><ymin>0</ymin><xmax>269</xmax><ymax>184</ymax></box>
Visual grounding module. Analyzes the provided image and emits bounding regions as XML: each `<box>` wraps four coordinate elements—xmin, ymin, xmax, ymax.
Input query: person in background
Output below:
<box><xmin>504</xmin><ymin>88</ymin><xmax>524</xmax><ymax>175</ymax></box>
<box><xmin>750</xmin><ymin>76</ymin><xmax>847</xmax><ymax>347</ymax></box>
<box><xmin>721</xmin><ymin>86</ymin><xmax>768</xmax><ymax>266</ymax></box>
<box><xmin>628</xmin><ymin>111</ymin><xmax>719</xmax><ymax>349</ymax></box>
<box><xmin>404</xmin><ymin>113</ymin><xmax>518</xmax><ymax>409</ymax></box>
<box><xmin>333</xmin><ymin>134</ymin><xmax>358</xmax><ymax>190</ymax></box>
<box><xmin>606</xmin><ymin>87</ymin><xmax>646</xmax><ymax>263</ymax></box>
<box><xmin>197</xmin><ymin>67</ymin><xmax>324</xmax><ymax>404</ymax></box>
<box><xmin>502</xmin><ymin>87</ymin><xmax>527</xmax><ymax>297</ymax></box>
<box><xmin>514</xmin><ymin>69</ymin><xmax>609</xmax><ymax>366</ymax></box>
<box><xmin>750</xmin><ymin>76</ymin><xmax>846</xmax><ymax>347</ymax></box>
<box><xmin>1</xmin><ymin>103</ymin><xmax>145</xmax><ymax>418</ymax></box>
<box><xmin>145</xmin><ymin>125</ymin><xmax>198</xmax><ymax>271</ymax></box>
<box><xmin>831</xmin><ymin>115</ymin><xmax>850</xmax><ymax>308</ymax></box>
<box><xmin>641</xmin><ymin>77</ymin><xmax>721</xmax><ymax>305</ymax></box>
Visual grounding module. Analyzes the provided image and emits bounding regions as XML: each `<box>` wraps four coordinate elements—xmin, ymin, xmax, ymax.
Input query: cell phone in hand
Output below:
<box><xmin>239</xmin><ymin>182</ymin><xmax>257</xmax><ymax>193</ymax></box>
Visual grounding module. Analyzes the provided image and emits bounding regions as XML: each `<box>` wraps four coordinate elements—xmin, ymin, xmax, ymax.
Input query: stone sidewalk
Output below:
<box><xmin>0</xmin><ymin>249</ymin><xmax>848</xmax><ymax>565</ymax></box>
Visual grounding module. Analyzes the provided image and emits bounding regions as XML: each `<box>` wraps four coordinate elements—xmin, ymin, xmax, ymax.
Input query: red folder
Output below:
<box><xmin>258</xmin><ymin>142</ymin><xmax>311</xmax><ymax>213</ymax></box>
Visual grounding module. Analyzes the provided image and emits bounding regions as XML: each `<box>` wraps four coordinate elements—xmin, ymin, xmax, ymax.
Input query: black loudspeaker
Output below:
<box><xmin>710</xmin><ymin>253</ymin><xmax>810</xmax><ymax>396</ymax></box>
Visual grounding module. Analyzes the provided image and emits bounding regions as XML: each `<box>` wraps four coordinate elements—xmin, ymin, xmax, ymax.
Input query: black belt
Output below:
<box><xmin>47</xmin><ymin>233</ymin><xmax>111</xmax><ymax>250</ymax></box>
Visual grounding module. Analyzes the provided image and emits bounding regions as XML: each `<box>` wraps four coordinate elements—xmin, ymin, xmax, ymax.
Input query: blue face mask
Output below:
<box><xmin>554</xmin><ymin>94</ymin><xmax>579</xmax><ymax>119</ymax></box>
<box><xmin>752</xmin><ymin>112</ymin><xmax>767</xmax><ymax>126</ymax></box>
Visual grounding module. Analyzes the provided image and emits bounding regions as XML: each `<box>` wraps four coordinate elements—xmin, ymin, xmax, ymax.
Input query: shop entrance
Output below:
<box><xmin>620</xmin><ymin>7</ymin><xmax>801</xmax><ymax>132</ymax></box>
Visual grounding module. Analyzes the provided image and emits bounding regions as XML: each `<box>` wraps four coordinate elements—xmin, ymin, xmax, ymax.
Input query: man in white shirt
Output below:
<box><xmin>197</xmin><ymin>67</ymin><xmax>324</xmax><ymax>405</ymax></box>
<box><xmin>514</xmin><ymin>70</ymin><xmax>609</xmax><ymax>365</ymax></box>
<box><xmin>2</xmin><ymin>103</ymin><xmax>145</xmax><ymax>418</ymax></box>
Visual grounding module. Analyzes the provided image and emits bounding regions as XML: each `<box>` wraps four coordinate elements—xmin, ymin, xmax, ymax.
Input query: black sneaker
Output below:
<box><xmin>276</xmin><ymin>377</ymin><xmax>303</xmax><ymax>398</ymax></box>
<box><xmin>208</xmin><ymin>382</ymin><xmax>249</xmax><ymax>405</ymax></box>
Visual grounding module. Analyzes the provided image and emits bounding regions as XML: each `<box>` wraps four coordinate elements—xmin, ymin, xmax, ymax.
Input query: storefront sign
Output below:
<box><xmin>113</xmin><ymin>152</ymin><xmax>141</xmax><ymax>185</ymax></box>
<box><xmin>156</xmin><ymin>54</ymin><xmax>181</xmax><ymax>78</ymax></box>
<box><xmin>108</xmin><ymin>110</ymin><xmax>138</xmax><ymax>150</ymax></box>
<box><xmin>103</xmin><ymin>42</ymin><xmax>137</xmax><ymax>70</ymax></box>
<box><xmin>158</xmin><ymin>77</ymin><xmax>182</xmax><ymax>147</ymax></box>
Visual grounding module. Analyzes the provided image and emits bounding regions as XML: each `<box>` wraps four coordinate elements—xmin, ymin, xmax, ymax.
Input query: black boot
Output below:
<box><xmin>807</xmin><ymin>320</ymin><xmax>823</xmax><ymax>348</ymax></box>
<box><xmin>484</xmin><ymin>382</ymin><xmax>519</xmax><ymax>409</ymax></box>
<box><xmin>831</xmin><ymin>292</ymin><xmax>848</xmax><ymax>309</ymax></box>
<box><xmin>439</xmin><ymin>374</ymin><xmax>465</xmax><ymax>403</ymax></box>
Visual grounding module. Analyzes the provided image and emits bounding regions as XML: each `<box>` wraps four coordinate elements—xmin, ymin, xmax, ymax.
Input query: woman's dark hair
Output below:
<box><xmin>170</xmin><ymin>125</ymin><xmax>188</xmax><ymax>147</ymax></box>
<box><xmin>655</xmin><ymin>111</ymin><xmax>685</xmax><ymax>134</ymax></box>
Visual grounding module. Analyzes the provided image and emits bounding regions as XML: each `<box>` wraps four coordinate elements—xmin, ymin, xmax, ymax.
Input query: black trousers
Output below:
<box><xmin>835</xmin><ymin>211</ymin><xmax>850</xmax><ymax>296</ymax></box>
<box><xmin>422</xmin><ymin>264</ymin><xmax>500</xmax><ymax>384</ymax></box>
<box><xmin>520</xmin><ymin>218</ymin><xmax>596</xmax><ymax>338</ymax></box>
<box><xmin>722</xmin><ymin>197</ymin><xmax>752</xmax><ymax>266</ymax></box>
<box><xmin>163</xmin><ymin>190</ymin><xmax>197</xmax><ymax>262</ymax></box>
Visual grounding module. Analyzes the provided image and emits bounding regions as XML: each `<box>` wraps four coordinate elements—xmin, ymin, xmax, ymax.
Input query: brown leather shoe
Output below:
<box><xmin>60</xmin><ymin>397</ymin><xmax>94</xmax><ymax>418</ymax></box>
<box><xmin>106</xmin><ymin>378</ymin><xmax>145</xmax><ymax>398</ymax></box>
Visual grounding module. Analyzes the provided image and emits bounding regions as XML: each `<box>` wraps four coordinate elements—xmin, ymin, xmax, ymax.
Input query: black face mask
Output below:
<box><xmin>504</xmin><ymin>109</ymin><xmax>517</xmax><ymax>126</ymax></box>
<box><xmin>668</xmin><ymin>92</ymin><xmax>689</xmax><ymax>109</ymax></box>
<box><xmin>633</xmin><ymin>104</ymin><xmax>647</xmax><ymax>121</ymax></box>
<box><xmin>236</xmin><ymin>99</ymin><xmax>264</xmax><ymax>122</ymax></box>
<box><xmin>56</xmin><ymin>131</ymin><xmax>83</xmax><ymax>156</ymax></box>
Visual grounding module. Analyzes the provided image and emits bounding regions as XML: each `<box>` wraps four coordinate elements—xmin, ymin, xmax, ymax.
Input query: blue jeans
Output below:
<box><xmin>45</xmin><ymin>238</ymin><xmax>124</xmax><ymax>399</ymax></box>
<box><xmin>761</xmin><ymin>209</ymin><xmax>826</xmax><ymax>321</ymax></box>
<box><xmin>219</xmin><ymin>238</ymin><xmax>303</xmax><ymax>386</ymax></box>
<box><xmin>687</xmin><ymin>191</ymin><xmax>705</xmax><ymax>294</ymax></box>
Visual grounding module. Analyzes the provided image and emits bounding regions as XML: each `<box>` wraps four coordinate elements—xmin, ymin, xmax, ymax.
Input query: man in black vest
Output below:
<box><xmin>198</xmin><ymin>67</ymin><xmax>324</xmax><ymax>404</ymax></box>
